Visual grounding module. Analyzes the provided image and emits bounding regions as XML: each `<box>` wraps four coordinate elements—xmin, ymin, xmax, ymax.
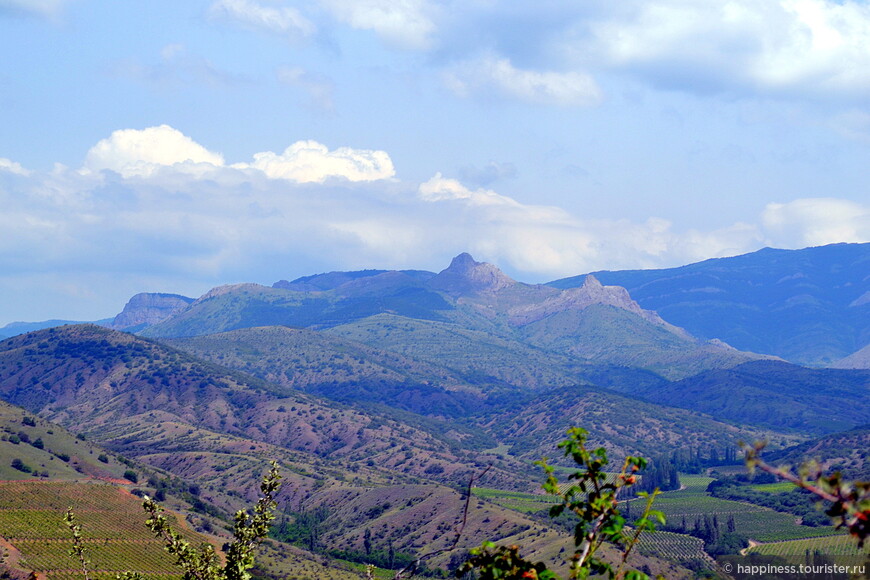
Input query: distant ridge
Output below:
<box><xmin>274</xmin><ymin>269</ymin><xmax>435</xmax><ymax>292</ymax></box>
<box><xmin>549</xmin><ymin>242</ymin><xmax>870</xmax><ymax>365</ymax></box>
<box><xmin>0</xmin><ymin>318</ymin><xmax>112</xmax><ymax>339</ymax></box>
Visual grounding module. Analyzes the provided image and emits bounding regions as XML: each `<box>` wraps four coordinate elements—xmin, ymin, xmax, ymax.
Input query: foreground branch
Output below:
<box><xmin>743</xmin><ymin>442</ymin><xmax>870</xmax><ymax>547</ymax></box>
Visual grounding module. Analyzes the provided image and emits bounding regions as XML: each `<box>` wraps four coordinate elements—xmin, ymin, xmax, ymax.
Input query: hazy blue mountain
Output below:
<box><xmin>0</xmin><ymin>318</ymin><xmax>113</xmax><ymax>338</ymax></box>
<box><xmin>616</xmin><ymin>360</ymin><xmax>870</xmax><ymax>435</ymax></box>
<box><xmin>549</xmin><ymin>243</ymin><xmax>870</xmax><ymax>365</ymax></box>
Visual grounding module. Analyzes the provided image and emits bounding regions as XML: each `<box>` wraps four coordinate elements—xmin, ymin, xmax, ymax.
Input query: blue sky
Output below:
<box><xmin>1</xmin><ymin>0</ymin><xmax>869</xmax><ymax>325</ymax></box>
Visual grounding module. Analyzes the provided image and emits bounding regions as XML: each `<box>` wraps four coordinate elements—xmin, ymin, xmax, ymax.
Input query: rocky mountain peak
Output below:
<box><xmin>582</xmin><ymin>274</ymin><xmax>603</xmax><ymax>289</ymax></box>
<box><xmin>428</xmin><ymin>253</ymin><xmax>516</xmax><ymax>295</ymax></box>
<box><xmin>447</xmin><ymin>252</ymin><xmax>477</xmax><ymax>271</ymax></box>
<box><xmin>507</xmin><ymin>274</ymin><xmax>683</xmax><ymax>333</ymax></box>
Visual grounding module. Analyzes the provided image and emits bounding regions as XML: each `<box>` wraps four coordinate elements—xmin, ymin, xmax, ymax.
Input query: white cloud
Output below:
<box><xmin>319</xmin><ymin>0</ymin><xmax>437</xmax><ymax>50</ymax></box>
<box><xmin>413</xmin><ymin>174</ymin><xmax>765</xmax><ymax>275</ymax></box>
<box><xmin>0</xmin><ymin>158</ymin><xmax>30</xmax><ymax>176</ymax></box>
<box><xmin>237</xmin><ymin>140</ymin><xmax>395</xmax><ymax>183</ymax></box>
<box><xmin>3</xmin><ymin>128</ymin><xmax>867</xmax><ymax>324</ymax></box>
<box><xmin>207</xmin><ymin>0</ymin><xmax>315</xmax><ymax>41</ymax></box>
<box><xmin>444</xmin><ymin>54</ymin><xmax>602</xmax><ymax>107</ymax></box>
<box><xmin>82</xmin><ymin>125</ymin><xmax>225</xmax><ymax>178</ymax></box>
<box><xmin>81</xmin><ymin>125</ymin><xmax>395</xmax><ymax>184</ymax></box>
<box><xmin>762</xmin><ymin>198</ymin><xmax>870</xmax><ymax>246</ymax></box>
<box><xmin>419</xmin><ymin>173</ymin><xmax>521</xmax><ymax>206</ymax></box>
<box><xmin>575</xmin><ymin>0</ymin><xmax>870</xmax><ymax>99</ymax></box>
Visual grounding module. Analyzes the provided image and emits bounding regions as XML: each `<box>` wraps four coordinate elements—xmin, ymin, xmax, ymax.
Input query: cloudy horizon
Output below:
<box><xmin>1</xmin><ymin>0</ymin><xmax>868</xmax><ymax>325</ymax></box>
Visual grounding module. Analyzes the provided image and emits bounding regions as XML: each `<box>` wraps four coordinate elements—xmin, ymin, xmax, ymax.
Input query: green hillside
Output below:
<box><xmin>0</xmin><ymin>400</ymin><xmax>135</xmax><ymax>481</ymax></box>
<box><xmin>165</xmin><ymin>325</ymin><xmax>495</xmax><ymax>417</ymax></box>
<box><xmin>766</xmin><ymin>425</ymin><xmax>870</xmax><ymax>479</ymax></box>
<box><xmin>325</xmin><ymin>313</ymin><xmax>586</xmax><ymax>390</ymax></box>
<box><xmin>475</xmin><ymin>385</ymin><xmax>793</xmax><ymax>463</ymax></box>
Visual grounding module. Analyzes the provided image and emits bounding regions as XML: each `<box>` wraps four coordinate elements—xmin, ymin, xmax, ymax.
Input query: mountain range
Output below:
<box><xmin>1</xmin><ymin>243</ymin><xmax>868</xmax><ymax>578</ymax></box>
<box><xmin>4</xmin><ymin>242</ymin><xmax>867</xmax><ymax>370</ymax></box>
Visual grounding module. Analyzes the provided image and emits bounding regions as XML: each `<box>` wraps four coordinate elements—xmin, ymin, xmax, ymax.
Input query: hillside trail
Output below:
<box><xmin>740</xmin><ymin>539</ymin><xmax>760</xmax><ymax>556</ymax></box>
<box><xmin>0</xmin><ymin>536</ymin><xmax>23</xmax><ymax>569</ymax></box>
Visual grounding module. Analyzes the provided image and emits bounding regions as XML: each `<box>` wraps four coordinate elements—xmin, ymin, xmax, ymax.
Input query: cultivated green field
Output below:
<box><xmin>471</xmin><ymin>472</ymin><xmax>627</xmax><ymax>514</ymax></box>
<box><xmin>0</xmin><ymin>481</ymin><xmax>204</xmax><ymax>579</ymax></box>
<box><xmin>636</xmin><ymin>530</ymin><xmax>708</xmax><ymax>563</ymax></box>
<box><xmin>747</xmin><ymin>482</ymin><xmax>794</xmax><ymax>493</ymax></box>
<box><xmin>471</xmin><ymin>487</ymin><xmax>560</xmax><ymax>513</ymax></box>
<box><xmin>747</xmin><ymin>534</ymin><xmax>870</xmax><ymax>558</ymax></box>
<box><xmin>654</xmin><ymin>475</ymin><xmax>840</xmax><ymax>543</ymax></box>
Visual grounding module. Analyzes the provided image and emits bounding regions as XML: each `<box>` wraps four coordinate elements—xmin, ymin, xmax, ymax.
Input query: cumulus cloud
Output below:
<box><xmin>82</xmin><ymin>125</ymin><xmax>225</xmax><ymax>178</ymax></box>
<box><xmin>444</xmin><ymin>53</ymin><xmax>602</xmax><ymax>107</ymax></box>
<box><xmin>762</xmin><ymin>198</ymin><xmax>870</xmax><ymax>247</ymax></box>
<box><xmin>319</xmin><ymin>0</ymin><xmax>437</xmax><ymax>50</ymax></box>
<box><xmin>0</xmin><ymin>158</ymin><xmax>30</xmax><ymax>176</ymax></box>
<box><xmin>573</xmin><ymin>0</ymin><xmax>870</xmax><ymax>99</ymax></box>
<box><xmin>80</xmin><ymin>125</ymin><xmax>393</xmax><ymax>184</ymax></box>
<box><xmin>418</xmin><ymin>173</ymin><xmax>523</xmax><ymax>206</ymax></box>
<box><xmin>207</xmin><ymin>0</ymin><xmax>315</xmax><ymax>41</ymax></box>
<box><xmin>237</xmin><ymin>141</ymin><xmax>395</xmax><ymax>183</ymax></box>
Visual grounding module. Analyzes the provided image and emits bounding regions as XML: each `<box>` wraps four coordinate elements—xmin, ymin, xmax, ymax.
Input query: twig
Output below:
<box><xmin>748</xmin><ymin>455</ymin><xmax>838</xmax><ymax>503</ymax></box>
<box><xmin>64</xmin><ymin>508</ymin><xmax>91</xmax><ymax>580</ymax></box>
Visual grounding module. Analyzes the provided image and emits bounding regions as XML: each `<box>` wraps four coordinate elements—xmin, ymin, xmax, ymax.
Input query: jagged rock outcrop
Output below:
<box><xmin>111</xmin><ymin>293</ymin><xmax>194</xmax><ymax>330</ymax></box>
<box><xmin>427</xmin><ymin>253</ymin><xmax>516</xmax><ymax>295</ymax></box>
<box><xmin>507</xmin><ymin>275</ymin><xmax>686</xmax><ymax>335</ymax></box>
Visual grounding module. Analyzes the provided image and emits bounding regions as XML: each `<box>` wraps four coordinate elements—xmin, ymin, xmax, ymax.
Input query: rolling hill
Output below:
<box><xmin>0</xmin><ymin>324</ymin><xmax>530</xmax><ymax>491</ymax></box>
<box><xmin>164</xmin><ymin>325</ymin><xmax>496</xmax><ymax>416</ymax></box>
<box><xmin>765</xmin><ymin>425</ymin><xmax>870</xmax><ymax>479</ymax></box>
<box><xmin>474</xmin><ymin>385</ymin><xmax>784</xmax><ymax>464</ymax></box>
<box><xmin>618</xmin><ymin>360</ymin><xmax>870</xmax><ymax>435</ymax></box>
